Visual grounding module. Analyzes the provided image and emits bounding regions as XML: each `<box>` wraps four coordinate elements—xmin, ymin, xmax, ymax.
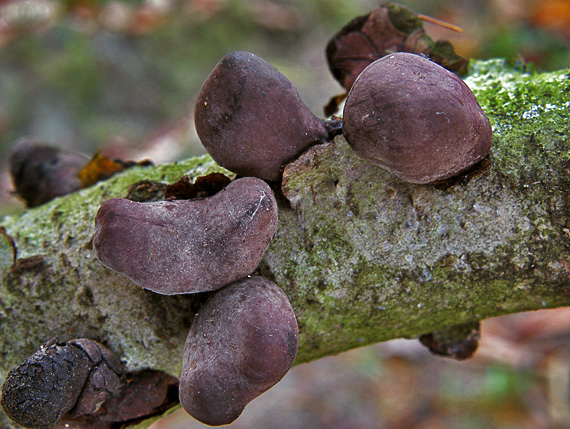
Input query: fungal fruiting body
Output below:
<box><xmin>179</xmin><ymin>276</ymin><xmax>298</xmax><ymax>426</ymax></box>
<box><xmin>9</xmin><ymin>137</ymin><xmax>87</xmax><ymax>207</ymax></box>
<box><xmin>342</xmin><ymin>52</ymin><xmax>492</xmax><ymax>184</ymax></box>
<box><xmin>0</xmin><ymin>339</ymin><xmax>123</xmax><ymax>429</ymax></box>
<box><xmin>93</xmin><ymin>177</ymin><xmax>278</xmax><ymax>295</ymax></box>
<box><xmin>194</xmin><ymin>51</ymin><xmax>328</xmax><ymax>181</ymax></box>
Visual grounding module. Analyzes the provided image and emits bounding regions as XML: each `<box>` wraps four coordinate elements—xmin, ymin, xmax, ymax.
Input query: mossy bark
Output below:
<box><xmin>1</xmin><ymin>59</ymin><xmax>570</xmax><ymax>427</ymax></box>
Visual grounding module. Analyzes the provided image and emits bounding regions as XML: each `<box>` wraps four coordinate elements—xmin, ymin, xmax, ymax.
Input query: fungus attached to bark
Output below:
<box><xmin>9</xmin><ymin>138</ymin><xmax>153</xmax><ymax>208</ymax></box>
<box><xmin>93</xmin><ymin>177</ymin><xmax>278</xmax><ymax>295</ymax></box>
<box><xmin>9</xmin><ymin>137</ymin><xmax>87</xmax><ymax>208</ymax></box>
<box><xmin>179</xmin><ymin>276</ymin><xmax>298</xmax><ymax>426</ymax></box>
<box><xmin>0</xmin><ymin>339</ymin><xmax>123</xmax><ymax>429</ymax></box>
<box><xmin>194</xmin><ymin>51</ymin><xmax>329</xmax><ymax>181</ymax></box>
<box><xmin>342</xmin><ymin>52</ymin><xmax>492</xmax><ymax>184</ymax></box>
<box><xmin>59</xmin><ymin>370</ymin><xmax>180</xmax><ymax>428</ymax></box>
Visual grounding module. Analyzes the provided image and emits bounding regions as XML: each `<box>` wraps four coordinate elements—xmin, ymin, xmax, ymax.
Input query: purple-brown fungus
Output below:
<box><xmin>0</xmin><ymin>339</ymin><xmax>123</xmax><ymax>429</ymax></box>
<box><xmin>93</xmin><ymin>177</ymin><xmax>278</xmax><ymax>295</ymax></box>
<box><xmin>9</xmin><ymin>137</ymin><xmax>87</xmax><ymax>207</ymax></box>
<box><xmin>59</xmin><ymin>370</ymin><xmax>180</xmax><ymax>428</ymax></box>
<box><xmin>342</xmin><ymin>52</ymin><xmax>492</xmax><ymax>184</ymax></box>
<box><xmin>194</xmin><ymin>51</ymin><xmax>328</xmax><ymax>181</ymax></box>
<box><xmin>179</xmin><ymin>276</ymin><xmax>298</xmax><ymax>426</ymax></box>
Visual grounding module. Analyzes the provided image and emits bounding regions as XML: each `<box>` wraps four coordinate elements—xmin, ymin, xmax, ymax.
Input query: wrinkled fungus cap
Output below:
<box><xmin>195</xmin><ymin>51</ymin><xmax>328</xmax><ymax>181</ymax></box>
<box><xmin>93</xmin><ymin>177</ymin><xmax>278</xmax><ymax>295</ymax></box>
<box><xmin>0</xmin><ymin>339</ymin><xmax>123</xmax><ymax>429</ymax></box>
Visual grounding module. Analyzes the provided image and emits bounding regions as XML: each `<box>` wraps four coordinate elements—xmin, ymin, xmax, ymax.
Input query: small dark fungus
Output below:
<box><xmin>0</xmin><ymin>338</ymin><xmax>123</xmax><ymax>429</ymax></box>
<box><xmin>9</xmin><ymin>137</ymin><xmax>87</xmax><ymax>207</ymax></box>
<box><xmin>324</xmin><ymin>117</ymin><xmax>345</xmax><ymax>140</ymax></box>
<box><xmin>179</xmin><ymin>276</ymin><xmax>298</xmax><ymax>426</ymax></box>
<box><xmin>65</xmin><ymin>338</ymin><xmax>124</xmax><ymax>419</ymax></box>
<box><xmin>419</xmin><ymin>321</ymin><xmax>480</xmax><ymax>360</ymax></box>
<box><xmin>125</xmin><ymin>180</ymin><xmax>169</xmax><ymax>202</ymax></box>
<box><xmin>9</xmin><ymin>138</ymin><xmax>154</xmax><ymax>207</ymax></box>
<box><xmin>97</xmin><ymin>370</ymin><xmax>179</xmax><ymax>424</ymax></box>
<box><xmin>124</xmin><ymin>173</ymin><xmax>231</xmax><ymax>204</ymax></box>
<box><xmin>342</xmin><ymin>52</ymin><xmax>492</xmax><ymax>184</ymax></box>
<box><xmin>194</xmin><ymin>51</ymin><xmax>328</xmax><ymax>181</ymax></box>
<box><xmin>164</xmin><ymin>172</ymin><xmax>232</xmax><ymax>201</ymax></box>
<box><xmin>93</xmin><ymin>177</ymin><xmax>278</xmax><ymax>295</ymax></box>
<box><xmin>60</xmin><ymin>370</ymin><xmax>180</xmax><ymax>428</ymax></box>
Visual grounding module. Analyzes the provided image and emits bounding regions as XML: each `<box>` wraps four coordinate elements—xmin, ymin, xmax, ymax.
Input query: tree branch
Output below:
<box><xmin>1</xmin><ymin>59</ymin><xmax>570</xmax><ymax>427</ymax></box>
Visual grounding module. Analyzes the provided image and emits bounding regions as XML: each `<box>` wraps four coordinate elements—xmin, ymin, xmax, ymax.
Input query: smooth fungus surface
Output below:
<box><xmin>195</xmin><ymin>51</ymin><xmax>328</xmax><ymax>181</ymax></box>
<box><xmin>9</xmin><ymin>138</ymin><xmax>86</xmax><ymax>207</ymax></box>
<box><xmin>179</xmin><ymin>276</ymin><xmax>298</xmax><ymax>426</ymax></box>
<box><xmin>93</xmin><ymin>177</ymin><xmax>278</xmax><ymax>295</ymax></box>
<box><xmin>343</xmin><ymin>52</ymin><xmax>492</xmax><ymax>184</ymax></box>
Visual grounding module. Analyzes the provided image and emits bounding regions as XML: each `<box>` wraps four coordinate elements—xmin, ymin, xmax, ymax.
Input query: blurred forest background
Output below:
<box><xmin>0</xmin><ymin>0</ymin><xmax>569</xmax><ymax>428</ymax></box>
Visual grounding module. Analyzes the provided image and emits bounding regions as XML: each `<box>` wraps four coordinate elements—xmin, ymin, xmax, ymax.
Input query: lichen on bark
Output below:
<box><xmin>1</xmin><ymin>58</ymin><xmax>570</xmax><ymax>427</ymax></box>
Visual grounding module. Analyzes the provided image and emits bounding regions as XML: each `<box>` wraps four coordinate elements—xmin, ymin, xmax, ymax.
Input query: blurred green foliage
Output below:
<box><xmin>485</xmin><ymin>26</ymin><xmax>570</xmax><ymax>71</ymax></box>
<box><xmin>0</xmin><ymin>0</ymin><xmax>567</xmax><ymax>164</ymax></box>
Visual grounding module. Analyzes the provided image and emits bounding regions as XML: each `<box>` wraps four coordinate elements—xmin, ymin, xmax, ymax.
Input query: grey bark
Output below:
<box><xmin>1</xmin><ymin>58</ymin><xmax>569</xmax><ymax>427</ymax></box>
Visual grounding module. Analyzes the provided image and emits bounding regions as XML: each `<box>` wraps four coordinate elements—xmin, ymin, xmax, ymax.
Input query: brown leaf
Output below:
<box><xmin>323</xmin><ymin>93</ymin><xmax>347</xmax><ymax>118</ymax></box>
<box><xmin>325</xmin><ymin>3</ymin><xmax>468</xmax><ymax>97</ymax></box>
<box><xmin>77</xmin><ymin>151</ymin><xmax>153</xmax><ymax>189</ymax></box>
